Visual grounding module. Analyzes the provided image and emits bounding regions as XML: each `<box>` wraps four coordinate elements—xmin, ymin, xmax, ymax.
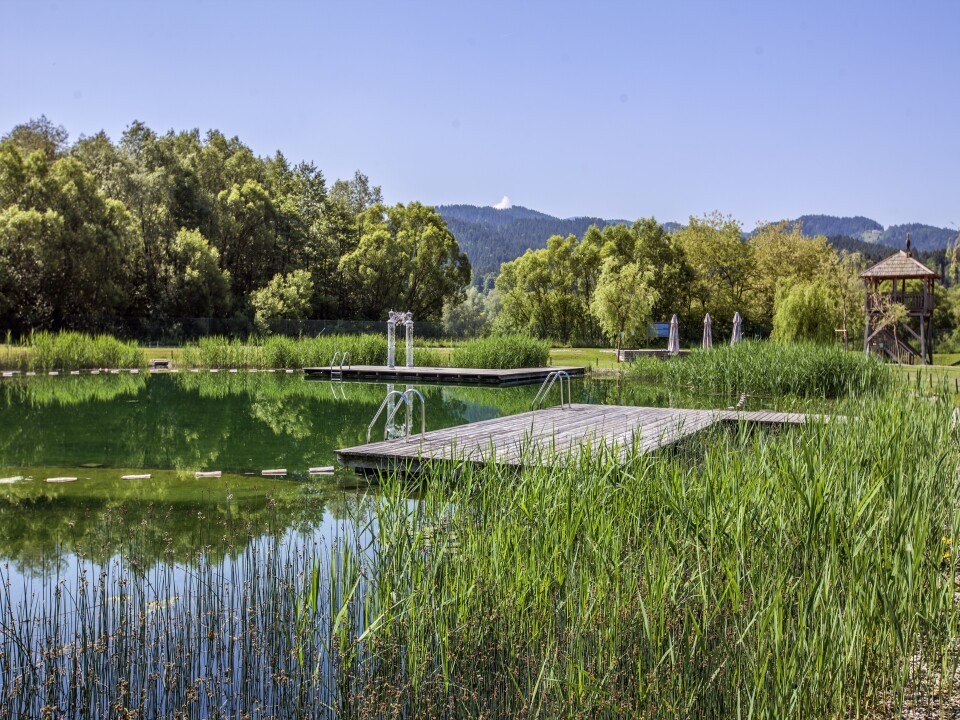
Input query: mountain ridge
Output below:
<box><xmin>435</xmin><ymin>205</ymin><xmax>957</xmax><ymax>284</ymax></box>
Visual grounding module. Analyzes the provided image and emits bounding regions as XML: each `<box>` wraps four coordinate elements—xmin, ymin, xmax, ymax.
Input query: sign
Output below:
<box><xmin>649</xmin><ymin>322</ymin><xmax>670</xmax><ymax>339</ymax></box>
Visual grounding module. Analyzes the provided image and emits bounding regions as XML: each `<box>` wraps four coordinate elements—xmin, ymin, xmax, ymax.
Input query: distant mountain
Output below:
<box><xmin>437</xmin><ymin>204</ymin><xmax>634</xmax><ymax>285</ymax></box>
<box><xmin>794</xmin><ymin>215</ymin><xmax>956</xmax><ymax>251</ymax></box>
<box><xmin>796</xmin><ymin>215</ymin><xmax>883</xmax><ymax>241</ymax></box>
<box><xmin>877</xmin><ymin>223</ymin><xmax>957</xmax><ymax>252</ymax></box>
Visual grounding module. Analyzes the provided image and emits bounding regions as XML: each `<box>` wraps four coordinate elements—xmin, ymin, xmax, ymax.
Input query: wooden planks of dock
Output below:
<box><xmin>303</xmin><ymin>365</ymin><xmax>585</xmax><ymax>386</ymax></box>
<box><xmin>336</xmin><ymin>403</ymin><xmax>826</xmax><ymax>472</ymax></box>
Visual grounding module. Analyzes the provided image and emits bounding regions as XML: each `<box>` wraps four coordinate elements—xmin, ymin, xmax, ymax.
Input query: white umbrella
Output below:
<box><xmin>702</xmin><ymin>313</ymin><xmax>713</xmax><ymax>349</ymax></box>
<box><xmin>667</xmin><ymin>314</ymin><xmax>680</xmax><ymax>353</ymax></box>
<box><xmin>731</xmin><ymin>311</ymin><xmax>743</xmax><ymax>346</ymax></box>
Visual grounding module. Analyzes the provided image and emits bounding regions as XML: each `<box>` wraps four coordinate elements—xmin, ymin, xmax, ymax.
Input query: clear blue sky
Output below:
<box><xmin>2</xmin><ymin>0</ymin><xmax>958</xmax><ymax>229</ymax></box>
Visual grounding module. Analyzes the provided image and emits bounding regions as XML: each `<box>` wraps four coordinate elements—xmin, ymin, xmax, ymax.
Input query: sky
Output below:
<box><xmin>2</xmin><ymin>0</ymin><xmax>958</xmax><ymax>229</ymax></box>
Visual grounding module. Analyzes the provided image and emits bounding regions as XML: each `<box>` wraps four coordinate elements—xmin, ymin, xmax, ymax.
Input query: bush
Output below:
<box><xmin>450</xmin><ymin>334</ymin><xmax>550</xmax><ymax>369</ymax></box>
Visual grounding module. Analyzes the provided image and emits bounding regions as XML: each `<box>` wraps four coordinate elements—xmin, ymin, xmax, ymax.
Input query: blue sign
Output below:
<box><xmin>649</xmin><ymin>322</ymin><xmax>670</xmax><ymax>339</ymax></box>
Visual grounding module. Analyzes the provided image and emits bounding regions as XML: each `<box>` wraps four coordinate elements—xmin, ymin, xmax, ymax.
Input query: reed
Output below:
<box><xmin>450</xmin><ymin>333</ymin><xmax>550</xmax><ymax>369</ymax></box>
<box><xmin>343</xmin><ymin>390</ymin><xmax>960</xmax><ymax>717</ymax></box>
<box><xmin>180</xmin><ymin>334</ymin><xmax>445</xmax><ymax>369</ymax></box>
<box><xmin>0</xmin><ymin>331</ymin><xmax>147</xmax><ymax>371</ymax></box>
<box><xmin>627</xmin><ymin>340</ymin><xmax>891</xmax><ymax>397</ymax></box>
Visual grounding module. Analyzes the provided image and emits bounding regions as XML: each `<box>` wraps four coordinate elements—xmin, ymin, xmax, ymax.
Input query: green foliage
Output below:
<box><xmin>441</xmin><ymin>285</ymin><xmax>493</xmax><ymax>337</ymax></box>
<box><xmin>338</xmin><ymin>202</ymin><xmax>471</xmax><ymax>320</ymax></box>
<box><xmin>1</xmin><ymin>331</ymin><xmax>146</xmax><ymax>371</ymax></box>
<box><xmin>450</xmin><ymin>334</ymin><xmax>549</xmax><ymax>369</ymax></box>
<box><xmin>771</xmin><ymin>281</ymin><xmax>842</xmax><ymax>343</ymax></box>
<box><xmin>628</xmin><ymin>340</ymin><xmax>890</xmax><ymax>397</ymax></box>
<box><xmin>251</xmin><ymin>269</ymin><xmax>315</xmax><ymax>332</ymax></box>
<box><xmin>494</xmin><ymin>219</ymin><xmax>687</xmax><ymax>344</ymax></box>
<box><xmin>0</xmin><ymin>120</ymin><xmax>470</xmax><ymax>335</ymax></box>
<box><xmin>161</xmin><ymin>227</ymin><xmax>231</xmax><ymax>317</ymax></box>
<box><xmin>590</xmin><ymin>259</ymin><xmax>657</xmax><ymax>348</ymax></box>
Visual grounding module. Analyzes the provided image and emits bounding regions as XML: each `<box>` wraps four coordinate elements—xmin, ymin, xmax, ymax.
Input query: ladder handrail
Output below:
<box><xmin>340</xmin><ymin>351</ymin><xmax>350</xmax><ymax>370</ymax></box>
<box><xmin>368</xmin><ymin>390</ymin><xmax>410</xmax><ymax>442</ymax></box>
<box><xmin>531</xmin><ymin>370</ymin><xmax>571</xmax><ymax>410</ymax></box>
<box><xmin>331</xmin><ymin>351</ymin><xmax>342</xmax><ymax>369</ymax></box>
<box><xmin>403</xmin><ymin>388</ymin><xmax>426</xmax><ymax>437</ymax></box>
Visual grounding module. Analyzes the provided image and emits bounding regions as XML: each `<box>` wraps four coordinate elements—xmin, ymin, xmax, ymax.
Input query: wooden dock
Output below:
<box><xmin>336</xmin><ymin>404</ymin><xmax>822</xmax><ymax>472</ymax></box>
<box><xmin>304</xmin><ymin>365</ymin><xmax>585</xmax><ymax>386</ymax></box>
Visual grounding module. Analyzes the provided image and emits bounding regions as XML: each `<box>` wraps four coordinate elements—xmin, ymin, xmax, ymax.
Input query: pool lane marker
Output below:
<box><xmin>46</xmin><ymin>477</ymin><xmax>78</xmax><ymax>483</ymax></box>
<box><xmin>261</xmin><ymin>469</ymin><xmax>287</xmax><ymax>477</ymax></box>
<box><xmin>121</xmin><ymin>474</ymin><xmax>152</xmax><ymax>480</ymax></box>
<box><xmin>195</xmin><ymin>471</ymin><xmax>222</xmax><ymax>478</ymax></box>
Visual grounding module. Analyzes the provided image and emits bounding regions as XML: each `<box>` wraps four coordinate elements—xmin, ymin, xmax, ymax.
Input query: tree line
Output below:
<box><xmin>0</xmin><ymin>117</ymin><xmax>470</xmax><ymax>335</ymax></box>
<box><xmin>471</xmin><ymin>212</ymin><xmax>960</xmax><ymax>350</ymax></box>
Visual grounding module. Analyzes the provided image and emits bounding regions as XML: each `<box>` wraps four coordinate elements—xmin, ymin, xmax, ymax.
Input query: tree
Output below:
<box><xmin>339</xmin><ymin>202</ymin><xmax>471</xmax><ymax>320</ymax></box>
<box><xmin>160</xmin><ymin>228</ymin><xmax>231</xmax><ymax>318</ymax></box>
<box><xmin>0</xmin><ymin>146</ymin><xmax>134</xmax><ymax>330</ymax></box>
<box><xmin>771</xmin><ymin>281</ymin><xmax>842</xmax><ymax>344</ymax></box>
<box><xmin>250</xmin><ymin>269</ymin><xmax>314</xmax><ymax>332</ymax></box>
<box><xmin>749</xmin><ymin>221</ymin><xmax>833</xmax><ymax>328</ymax></box>
<box><xmin>674</xmin><ymin>212</ymin><xmax>752</xmax><ymax>331</ymax></box>
<box><xmin>590</xmin><ymin>259</ymin><xmax>658</xmax><ymax>354</ymax></box>
<box><xmin>442</xmin><ymin>285</ymin><xmax>492</xmax><ymax>337</ymax></box>
<box><xmin>2</xmin><ymin>116</ymin><xmax>69</xmax><ymax>161</ymax></box>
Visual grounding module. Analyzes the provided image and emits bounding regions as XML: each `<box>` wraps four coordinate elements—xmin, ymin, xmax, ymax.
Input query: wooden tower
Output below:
<box><xmin>860</xmin><ymin>236</ymin><xmax>938</xmax><ymax>364</ymax></box>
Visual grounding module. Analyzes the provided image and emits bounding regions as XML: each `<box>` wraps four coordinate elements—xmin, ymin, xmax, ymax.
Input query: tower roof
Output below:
<box><xmin>859</xmin><ymin>251</ymin><xmax>938</xmax><ymax>280</ymax></box>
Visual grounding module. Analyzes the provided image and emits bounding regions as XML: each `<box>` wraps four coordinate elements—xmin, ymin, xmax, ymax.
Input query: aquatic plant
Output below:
<box><xmin>342</xmin><ymin>390</ymin><xmax>960</xmax><ymax>716</ymax></box>
<box><xmin>450</xmin><ymin>333</ymin><xmax>550</xmax><ymax>369</ymax></box>
<box><xmin>627</xmin><ymin>340</ymin><xmax>890</xmax><ymax>397</ymax></box>
<box><xmin>180</xmin><ymin>334</ymin><xmax>444</xmax><ymax>369</ymax></box>
<box><xmin>0</xmin><ymin>331</ymin><xmax>146</xmax><ymax>371</ymax></box>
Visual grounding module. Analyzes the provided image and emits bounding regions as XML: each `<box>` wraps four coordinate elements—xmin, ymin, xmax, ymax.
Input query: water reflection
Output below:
<box><xmin>0</xmin><ymin>372</ymin><xmax>751</xmax><ymax>574</ymax></box>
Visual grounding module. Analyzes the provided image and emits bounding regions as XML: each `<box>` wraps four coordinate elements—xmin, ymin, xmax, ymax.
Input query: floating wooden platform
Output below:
<box><xmin>303</xmin><ymin>365</ymin><xmax>585</xmax><ymax>386</ymax></box>
<box><xmin>336</xmin><ymin>404</ymin><xmax>824</xmax><ymax>472</ymax></box>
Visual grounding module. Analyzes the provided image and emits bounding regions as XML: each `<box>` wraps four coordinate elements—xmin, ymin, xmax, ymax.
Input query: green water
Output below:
<box><xmin>0</xmin><ymin>371</ymin><xmax>763</xmax><ymax>575</ymax></box>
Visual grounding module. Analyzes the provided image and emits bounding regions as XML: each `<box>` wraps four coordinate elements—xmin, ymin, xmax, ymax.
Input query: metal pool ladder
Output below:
<box><xmin>531</xmin><ymin>370</ymin><xmax>572</xmax><ymax>410</ymax></box>
<box><xmin>330</xmin><ymin>351</ymin><xmax>350</xmax><ymax>381</ymax></box>
<box><xmin>368</xmin><ymin>388</ymin><xmax>426</xmax><ymax>441</ymax></box>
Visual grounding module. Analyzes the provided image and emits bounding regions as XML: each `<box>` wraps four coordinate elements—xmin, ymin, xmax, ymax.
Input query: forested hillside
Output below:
<box><xmin>437</xmin><ymin>205</ymin><xmax>631</xmax><ymax>285</ymax></box>
<box><xmin>795</xmin><ymin>214</ymin><xmax>955</xmax><ymax>251</ymax></box>
<box><xmin>0</xmin><ymin>117</ymin><xmax>470</xmax><ymax>335</ymax></box>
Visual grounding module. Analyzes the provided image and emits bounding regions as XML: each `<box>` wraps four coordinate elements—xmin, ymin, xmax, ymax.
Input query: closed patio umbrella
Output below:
<box><xmin>731</xmin><ymin>311</ymin><xmax>743</xmax><ymax>345</ymax></box>
<box><xmin>668</xmin><ymin>314</ymin><xmax>680</xmax><ymax>353</ymax></box>
<box><xmin>702</xmin><ymin>313</ymin><xmax>713</xmax><ymax>349</ymax></box>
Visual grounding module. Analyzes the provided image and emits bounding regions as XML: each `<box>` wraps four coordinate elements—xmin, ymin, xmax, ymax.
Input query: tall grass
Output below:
<box><xmin>0</xmin><ymin>331</ymin><xmax>146</xmax><ymax>371</ymax></box>
<box><xmin>339</xmin><ymin>390</ymin><xmax>960</xmax><ymax>717</ymax></box>
<box><xmin>628</xmin><ymin>340</ymin><xmax>891</xmax><ymax>397</ymax></box>
<box><xmin>180</xmin><ymin>334</ymin><xmax>444</xmax><ymax>369</ymax></box>
<box><xmin>450</xmin><ymin>333</ymin><xmax>550</xmax><ymax>369</ymax></box>
<box><xmin>0</xmin><ymin>525</ymin><xmax>378</xmax><ymax>718</ymax></box>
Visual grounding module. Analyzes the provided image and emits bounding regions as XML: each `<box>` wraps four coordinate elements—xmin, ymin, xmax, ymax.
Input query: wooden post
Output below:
<box><xmin>920</xmin><ymin>310</ymin><xmax>926</xmax><ymax>365</ymax></box>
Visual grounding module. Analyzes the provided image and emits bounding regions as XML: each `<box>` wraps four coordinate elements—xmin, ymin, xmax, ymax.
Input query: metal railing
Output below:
<box><xmin>367</xmin><ymin>388</ymin><xmax>426</xmax><ymax>442</ymax></box>
<box><xmin>530</xmin><ymin>370</ymin><xmax>571</xmax><ymax>410</ymax></box>
<box><xmin>330</xmin><ymin>351</ymin><xmax>350</xmax><ymax>380</ymax></box>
